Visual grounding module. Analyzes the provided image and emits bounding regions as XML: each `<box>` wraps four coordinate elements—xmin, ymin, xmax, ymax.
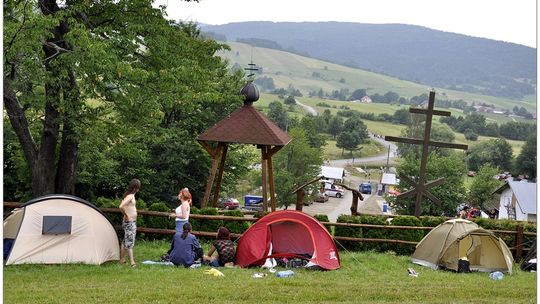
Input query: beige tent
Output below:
<box><xmin>412</xmin><ymin>219</ymin><xmax>513</xmax><ymax>273</ymax></box>
<box><xmin>4</xmin><ymin>194</ymin><xmax>119</xmax><ymax>265</ymax></box>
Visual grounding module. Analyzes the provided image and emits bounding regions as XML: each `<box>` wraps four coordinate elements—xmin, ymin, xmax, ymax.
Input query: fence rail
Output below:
<box><xmin>4</xmin><ymin>202</ymin><xmax>535</xmax><ymax>261</ymax></box>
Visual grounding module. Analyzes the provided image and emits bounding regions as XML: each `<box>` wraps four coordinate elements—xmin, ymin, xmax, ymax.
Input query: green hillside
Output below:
<box><xmin>218</xmin><ymin>42</ymin><xmax>535</xmax><ymax>113</ymax></box>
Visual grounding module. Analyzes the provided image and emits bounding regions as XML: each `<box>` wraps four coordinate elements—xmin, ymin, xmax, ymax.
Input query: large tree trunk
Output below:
<box><xmin>55</xmin><ymin>72</ymin><xmax>81</xmax><ymax>194</ymax></box>
<box><xmin>3</xmin><ymin>0</ymin><xmax>80</xmax><ymax>198</ymax></box>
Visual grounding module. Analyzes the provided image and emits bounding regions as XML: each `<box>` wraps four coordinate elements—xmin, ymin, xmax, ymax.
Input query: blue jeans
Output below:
<box><xmin>209</xmin><ymin>259</ymin><xmax>221</xmax><ymax>267</ymax></box>
<box><xmin>175</xmin><ymin>220</ymin><xmax>188</xmax><ymax>233</ymax></box>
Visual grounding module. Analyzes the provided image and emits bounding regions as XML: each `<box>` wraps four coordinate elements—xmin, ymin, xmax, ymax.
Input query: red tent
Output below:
<box><xmin>236</xmin><ymin>210</ymin><xmax>340</xmax><ymax>270</ymax></box>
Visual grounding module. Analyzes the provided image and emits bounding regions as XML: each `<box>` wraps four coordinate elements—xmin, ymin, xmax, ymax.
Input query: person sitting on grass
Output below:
<box><xmin>203</xmin><ymin>227</ymin><xmax>236</xmax><ymax>267</ymax></box>
<box><xmin>169</xmin><ymin>222</ymin><xmax>203</xmax><ymax>268</ymax></box>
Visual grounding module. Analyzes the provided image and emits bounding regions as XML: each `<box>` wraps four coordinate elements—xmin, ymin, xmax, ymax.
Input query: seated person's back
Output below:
<box><xmin>169</xmin><ymin>223</ymin><xmax>202</xmax><ymax>267</ymax></box>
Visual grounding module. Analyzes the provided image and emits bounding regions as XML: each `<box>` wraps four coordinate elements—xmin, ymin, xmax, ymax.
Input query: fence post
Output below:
<box><xmin>514</xmin><ymin>224</ymin><xmax>524</xmax><ymax>262</ymax></box>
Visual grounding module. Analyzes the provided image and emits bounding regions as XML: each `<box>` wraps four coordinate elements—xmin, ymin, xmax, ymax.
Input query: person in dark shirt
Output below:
<box><xmin>203</xmin><ymin>227</ymin><xmax>236</xmax><ymax>267</ymax></box>
<box><xmin>169</xmin><ymin>222</ymin><xmax>203</xmax><ymax>267</ymax></box>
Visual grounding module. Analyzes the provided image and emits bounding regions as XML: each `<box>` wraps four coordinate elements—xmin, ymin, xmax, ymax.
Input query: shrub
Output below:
<box><xmin>313</xmin><ymin>214</ymin><xmax>329</xmax><ymax>223</ymax></box>
<box><xmin>197</xmin><ymin>208</ymin><xmax>223</xmax><ymax>233</ymax></box>
<box><xmin>358</xmin><ymin>215</ymin><xmax>388</xmax><ymax>252</ymax></box>
<box><xmin>335</xmin><ymin>215</ymin><xmax>362</xmax><ymax>251</ymax></box>
<box><xmin>222</xmin><ymin>210</ymin><xmax>250</xmax><ymax>235</ymax></box>
<box><xmin>145</xmin><ymin>202</ymin><xmax>173</xmax><ymax>240</ymax></box>
<box><xmin>389</xmin><ymin>216</ymin><xmax>423</xmax><ymax>255</ymax></box>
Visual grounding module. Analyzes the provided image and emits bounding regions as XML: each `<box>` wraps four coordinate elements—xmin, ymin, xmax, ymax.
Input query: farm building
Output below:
<box><xmin>493</xmin><ymin>181</ymin><xmax>537</xmax><ymax>222</ymax></box>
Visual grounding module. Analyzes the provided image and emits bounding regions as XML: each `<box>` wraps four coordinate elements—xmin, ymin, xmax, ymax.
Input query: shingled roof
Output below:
<box><xmin>198</xmin><ymin>104</ymin><xmax>291</xmax><ymax>146</ymax></box>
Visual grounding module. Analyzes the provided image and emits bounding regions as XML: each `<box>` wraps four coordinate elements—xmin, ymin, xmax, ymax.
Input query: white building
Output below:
<box><xmin>320</xmin><ymin>166</ymin><xmax>345</xmax><ymax>183</ymax></box>
<box><xmin>493</xmin><ymin>181</ymin><xmax>537</xmax><ymax>222</ymax></box>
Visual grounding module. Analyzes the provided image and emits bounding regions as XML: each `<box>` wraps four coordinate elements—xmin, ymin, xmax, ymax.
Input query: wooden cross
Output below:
<box><xmin>385</xmin><ymin>91</ymin><xmax>468</xmax><ymax>216</ymax></box>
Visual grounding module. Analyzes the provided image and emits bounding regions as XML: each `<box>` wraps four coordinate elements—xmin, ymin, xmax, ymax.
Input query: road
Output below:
<box><xmin>296</xmin><ymin>100</ymin><xmax>318</xmax><ymax>116</ymax></box>
<box><xmin>329</xmin><ymin>134</ymin><xmax>398</xmax><ymax>167</ymax></box>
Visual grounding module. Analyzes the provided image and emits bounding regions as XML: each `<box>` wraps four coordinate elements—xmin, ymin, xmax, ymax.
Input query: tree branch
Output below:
<box><xmin>3</xmin><ymin>78</ymin><xmax>38</xmax><ymax>169</ymax></box>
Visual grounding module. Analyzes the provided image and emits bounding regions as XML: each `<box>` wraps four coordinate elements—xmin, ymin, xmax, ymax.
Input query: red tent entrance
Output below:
<box><xmin>236</xmin><ymin>210</ymin><xmax>340</xmax><ymax>270</ymax></box>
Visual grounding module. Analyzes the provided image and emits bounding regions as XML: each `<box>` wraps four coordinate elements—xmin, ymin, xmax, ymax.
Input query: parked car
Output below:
<box><xmin>218</xmin><ymin>198</ymin><xmax>240</xmax><ymax>210</ymax></box>
<box><xmin>314</xmin><ymin>192</ymin><xmax>329</xmax><ymax>203</ymax></box>
<box><xmin>359</xmin><ymin>182</ymin><xmax>372</xmax><ymax>194</ymax></box>
<box><xmin>324</xmin><ymin>186</ymin><xmax>344</xmax><ymax>198</ymax></box>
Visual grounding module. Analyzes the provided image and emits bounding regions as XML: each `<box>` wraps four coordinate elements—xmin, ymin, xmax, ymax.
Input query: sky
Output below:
<box><xmin>157</xmin><ymin>0</ymin><xmax>537</xmax><ymax>48</ymax></box>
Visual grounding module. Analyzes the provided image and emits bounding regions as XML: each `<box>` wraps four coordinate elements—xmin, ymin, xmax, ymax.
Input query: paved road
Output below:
<box><xmin>329</xmin><ymin>134</ymin><xmax>398</xmax><ymax>167</ymax></box>
<box><xmin>296</xmin><ymin>100</ymin><xmax>318</xmax><ymax>116</ymax></box>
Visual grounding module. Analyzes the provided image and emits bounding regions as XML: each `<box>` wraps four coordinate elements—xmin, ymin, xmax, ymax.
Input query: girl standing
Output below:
<box><xmin>170</xmin><ymin>187</ymin><xmax>192</xmax><ymax>233</ymax></box>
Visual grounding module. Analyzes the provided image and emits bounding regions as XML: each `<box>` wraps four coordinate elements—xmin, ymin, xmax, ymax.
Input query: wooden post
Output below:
<box><xmin>350</xmin><ymin>192</ymin><xmax>359</xmax><ymax>216</ymax></box>
<box><xmin>211</xmin><ymin>144</ymin><xmax>228</xmax><ymax>208</ymax></box>
<box><xmin>267</xmin><ymin>147</ymin><xmax>276</xmax><ymax>212</ymax></box>
<box><xmin>514</xmin><ymin>224</ymin><xmax>524</xmax><ymax>262</ymax></box>
<box><xmin>296</xmin><ymin>189</ymin><xmax>305</xmax><ymax>211</ymax></box>
<box><xmin>201</xmin><ymin>143</ymin><xmax>222</xmax><ymax>209</ymax></box>
<box><xmin>260</xmin><ymin>145</ymin><xmax>268</xmax><ymax>212</ymax></box>
<box><xmin>267</xmin><ymin>146</ymin><xmax>282</xmax><ymax>212</ymax></box>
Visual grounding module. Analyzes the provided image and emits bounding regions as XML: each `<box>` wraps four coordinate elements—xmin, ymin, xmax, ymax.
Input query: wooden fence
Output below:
<box><xmin>4</xmin><ymin>202</ymin><xmax>535</xmax><ymax>261</ymax></box>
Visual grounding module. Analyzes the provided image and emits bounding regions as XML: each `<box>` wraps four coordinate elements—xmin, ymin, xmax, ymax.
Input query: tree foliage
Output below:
<box><xmin>466</xmin><ymin>139</ymin><xmax>513</xmax><ymax>172</ymax></box>
<box><xmin>467</xmin><ymin>165</ymin><xmax>502</xmax><ymax>209</ymax></box>
<box><xmin>272</xmin><ymin>127</ymin><xmax>323</xmax><ymax>209</ymax></box>
<box><xmin>3</xmin><ymin>0</ymin><xmax>246</xmax><ymax>202</ymax></box>
<box><xmin>396</xmin><ymin>152</ymin><xmax>467</xmax><ymax>216</ymax></box>
<box><xmin>514</xmin><ymin>134</ymin><xmax>537</xmax><ymax>180</ymax></box>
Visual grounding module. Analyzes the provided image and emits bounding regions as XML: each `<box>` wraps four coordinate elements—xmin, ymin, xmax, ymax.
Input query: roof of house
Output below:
<box><xmin>493</xmin><ymin>181</ymin><xmax>537</xmax><ymax>214</ymax></box>
<box><xmin>198</xmin><ymin>104</ymin><xmax>291</xmax><ymax>146</ymax></box>
<box><xmin>380</xmin><ymin>173</ymin><xmax>398</xmax><ymax>185</ymax></box>
<box><xmin>320</xmin><ymin>166</ymin><xmax>345</xmax><ymax>180</ymax></box>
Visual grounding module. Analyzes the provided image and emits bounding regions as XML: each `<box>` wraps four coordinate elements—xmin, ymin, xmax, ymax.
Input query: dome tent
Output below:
<box><xmin>4</xmin><ymin>194</ymin><xmax>119</xmax><ymax>265</ymax></box>
<box><xmin>412</xmin><ymin>219</ymin><xmax>513</xmax><ymax>273</ymax></box>
<box><xmin>235</xmin><ymin>210</ymin><xmax>340</xmax><ymax>270</ymax></box>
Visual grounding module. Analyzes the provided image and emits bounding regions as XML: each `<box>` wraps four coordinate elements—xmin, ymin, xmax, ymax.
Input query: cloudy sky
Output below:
<box><xmin>157</xmin><ymin>0</ymin><xmax>537</xmax><ymax>48</ymax></box>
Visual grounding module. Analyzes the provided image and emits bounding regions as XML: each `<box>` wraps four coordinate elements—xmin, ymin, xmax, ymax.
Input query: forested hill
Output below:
<box><xmin>201</xmin><ymin>21</ymin><xmax>536</xmax><ymax>99</ymax></box>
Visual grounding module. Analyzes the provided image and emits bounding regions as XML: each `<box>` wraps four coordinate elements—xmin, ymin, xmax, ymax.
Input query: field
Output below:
<box><xmin>4</xmin><ymin>240</ymin><xmax>536</xmax><ymax>303</ymax></box>
<box><xmin>219</xmin><ymin>42</ymin><xmax>536</xmax><ymax>113</ymax></box>
<box><xmin>255</xmin><ymin>93</ymin><xmax>526</xmax><ymax>156</ymax></box>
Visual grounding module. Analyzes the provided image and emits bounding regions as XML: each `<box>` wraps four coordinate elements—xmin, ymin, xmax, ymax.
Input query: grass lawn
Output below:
<box><xmin>4</xmin><ymin>240</ymin><xmax>536</xmax><ymax>304</ymax></box>
<box><xmin>324</xmin><ymin>138</ymin><xmax>385</xmax><ymax>160</ymax></box>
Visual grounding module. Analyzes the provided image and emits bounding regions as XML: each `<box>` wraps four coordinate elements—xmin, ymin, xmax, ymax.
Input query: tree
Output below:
<box><xmin>298</xmin><ymin>116</ymin><xmax>326</xmax><ymax>149</ymax></box>
<box><xmin>515</xmin><ymin>134</ymin><xmax>536</xmax><ymax>180</ymax></box>
<box><xmin>4</xmin><ymin>1</ymin><xmax>244</xmax><ymax>200</ymax></box>
<box><xmin>467</xmin><ymin>165</ymin><xmax>502</xmax><ymax>209</ymax></box>
<box><xmin>267</xmin><ymin>101</ymin><xmax>289</xmax><ymax>131</ymax></box>
<box><xmin>349</xmin><ymin>88</ymin><xmax>367</xmax><ymax>100</ymax></box>
<box><xmin>327</xmin><ymin>116</ymin><xmax>344</xmax><ymax>139</ymax></box>
<box><xmin>336</xmin><ymin>132</ymin><xmax>358</xmax><ymax>155</ymax></box>
<box><xmin>272</xmin><ymin>127</ymin><xmax>323</xmax><ymax>209</ymax></box>
<box><xmin>466</xmin><ymin>138</ymin><xmax>513</xmax><ymax>172</ymax></box>
<box><xmin>342</xmin><ymin>116</ymin><xmax>369</xmax><ymax>144</ymax></box>
<box><xmin>392</xmin><ymin>108</ymin><xmax>411</xmax><ymax>125</ymax></box>
<box><xmin>396</xmin><ymin>152</ymin><xmax>467</xmax><ymax>216</ymax></box>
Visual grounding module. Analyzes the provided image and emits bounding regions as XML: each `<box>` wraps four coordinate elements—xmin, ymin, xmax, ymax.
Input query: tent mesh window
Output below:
<box><xmin>42</xmin><ymin>216</ymin><xmax>72</xmax><ymax>235</ymax></box>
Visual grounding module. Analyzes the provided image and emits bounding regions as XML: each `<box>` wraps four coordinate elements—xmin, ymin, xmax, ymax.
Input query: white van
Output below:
<box><xmin>323</xmin><ymin>182</ymin><xmax>345</xmax><ymax>198</ymax></box>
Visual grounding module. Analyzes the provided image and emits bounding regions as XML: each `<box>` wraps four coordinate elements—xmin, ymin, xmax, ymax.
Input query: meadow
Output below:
<box><xmin>4</xmin><ymin>240</ymin><xmax>536</xmax><ymax>304</ymax></box>
<box><xmin>219</xmin><ymin>42</ymin><xmax>536</xmax><ymax>113</ymax></box>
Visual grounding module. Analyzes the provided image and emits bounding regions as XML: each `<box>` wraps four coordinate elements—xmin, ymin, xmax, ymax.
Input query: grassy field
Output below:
<box><xmin>4</xmin><ymin>240</ymin><xmax>536</xmax><ymax>303</ymax></box>
<box><xmin>219</xmin><ymin>42</ymin><xmax>536</xmax><ymax>113</ymax></box>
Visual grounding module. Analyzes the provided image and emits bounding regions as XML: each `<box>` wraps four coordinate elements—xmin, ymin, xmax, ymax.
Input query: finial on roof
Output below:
<box><xmin>241</xmin><ymin>56</ymin><xmax>260</xmax><ymax>105</ymax></box>
<box><xmin>240</xmin><ymin>82</ymin><xmax>259</xmax><ymax>105</ymax></box>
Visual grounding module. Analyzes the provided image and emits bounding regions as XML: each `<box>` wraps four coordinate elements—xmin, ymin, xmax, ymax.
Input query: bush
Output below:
<box><xmin>197</xmin><ymin>208</ymin><xmax>223</xmax><ymax>233</ymax></box>
<box><xmin>145</xmin><ymin>202</ymin><xmax>173</xmax><ymax>240</ymax></box>
<box><xmin>313</xmin><ymin>214</ymin><xmax>329</xmax><ymax>223</ymax></box>
<box><xmin>222</xmin><ymin>210</ymin><xmax>250</xmax><ymax>235</ymax></box>
<box><xmin>389</xmin><ymin>216</ymin><xmax>423</xmax><ymax>255</ymax></box>
<box><xmin>358</xmin><ymin>215</ymin><xmax>388</xmax><ymax>252</ymax></box>
<box><xmin>94</xmin><ymin>197</ymin><xmax>123</xmax><ymax>227</ymax></box>
<box><xmin>335</xmin><ymin>215</ymin><xmax>362</xmax><ymax>251</ymax></box>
